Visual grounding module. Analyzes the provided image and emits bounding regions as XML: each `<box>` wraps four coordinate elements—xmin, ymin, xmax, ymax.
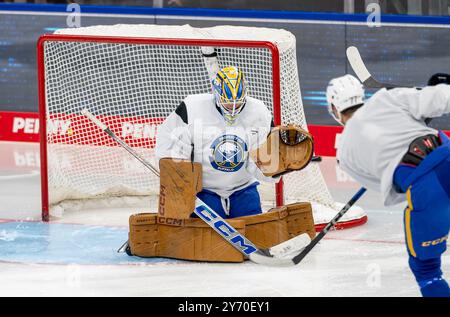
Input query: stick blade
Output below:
<box><xmin>249</xmin><ymin>233</ymin><xmax>312</xmax><ymax>267</ymax></box>
<box><xmin>347</xmin><ymin>46</ymin><xmax>404</xmax><ymax>89</ymax></box>
<box><xmin>248</xmin><ymin>251</ymin><xmax>295</xmax><ymax>267</ymax></box>
<box><xmin>346</xmin><ymin>46</ymin><xmax>371</xmax><ymax>83</ymax></box>
<box><xmin>268</xmin><ymin>233</ymin><xmax>311</xmax><ymax>259</ymax></box>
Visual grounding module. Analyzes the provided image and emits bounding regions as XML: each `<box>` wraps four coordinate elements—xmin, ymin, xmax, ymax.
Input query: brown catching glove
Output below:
<box><xmin>250</xmin><ymin>124</ymin><xmax>314</xmax><ymax>178</ymax></box>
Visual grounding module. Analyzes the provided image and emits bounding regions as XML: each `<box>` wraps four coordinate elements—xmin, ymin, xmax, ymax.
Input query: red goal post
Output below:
<box><xmin>37</xmin><ymin>33</ymin><xmax>286</xmax><ymax>221</ymax></box>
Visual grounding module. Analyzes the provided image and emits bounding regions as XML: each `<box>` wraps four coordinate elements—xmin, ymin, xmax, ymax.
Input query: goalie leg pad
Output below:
<box><xmin>128</xmin><ymin>213</ymin><xmax>246</xmax><ymax>262</ymax></box>
<box><xmin>240</xmin><ymin>202</ymin><xmax>315</xmax><ymax>249</ymax></box>
<box><xmin>127</xmin><ymin>203</ymin><xmax>314</xmax><ymax>263</ymax></box>
<box><xmin>159</xmin><ymin>158</ymin><xmax>202</xmax><ymax>219</ymax></box>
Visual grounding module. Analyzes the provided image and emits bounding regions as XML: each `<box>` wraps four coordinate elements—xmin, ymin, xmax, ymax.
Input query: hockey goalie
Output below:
<box><xmin>126</xmin><ymin>64</ymin><xmax>317</xmax><ymax>262</ymax></box>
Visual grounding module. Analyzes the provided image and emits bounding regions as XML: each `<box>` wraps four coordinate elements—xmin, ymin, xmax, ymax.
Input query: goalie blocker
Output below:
<box><xmin>127</xmin><ymin>126</ymin><xmax>315</xmax><ymax>262</ymax></box>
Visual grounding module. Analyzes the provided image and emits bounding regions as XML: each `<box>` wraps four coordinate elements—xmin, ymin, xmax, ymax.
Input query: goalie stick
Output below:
<box><xmin>81</xmin><ymin>109</ymin><xmax>311</xmax><ymax>267</ymax></box>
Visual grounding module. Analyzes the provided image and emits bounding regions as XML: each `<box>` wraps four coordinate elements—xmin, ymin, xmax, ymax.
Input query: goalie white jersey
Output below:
<box><xmin>337</xmin><ymin>85</ymin><xmax>450</xmax><ymax>206</ymax></box>
<box><xmin>155</xmin><ymin>93</ymin><xmax>276</xmax><ymax>198</ymax></box>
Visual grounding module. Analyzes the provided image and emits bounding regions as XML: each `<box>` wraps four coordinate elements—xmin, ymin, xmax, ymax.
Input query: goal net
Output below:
<box><xmin>38</xmin><ymin>24</ymin><xmax>339</xmax><ymax>221</ymax></box>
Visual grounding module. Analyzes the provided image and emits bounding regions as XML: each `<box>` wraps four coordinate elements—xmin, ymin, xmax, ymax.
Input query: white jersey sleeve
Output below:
<box><xmin>336</xmin><ymin>86</ymin><xmax>445</xmax><ymax>206</ymax></box>
<box><xmin>393</xmin><ymin>84</ymin><xmax>450</xmax><ymax>120</ymax></box>
<box><xmin>155</xmin><ymin>103</ymin><xmax>193</xmax><ymax>162</ymax></box>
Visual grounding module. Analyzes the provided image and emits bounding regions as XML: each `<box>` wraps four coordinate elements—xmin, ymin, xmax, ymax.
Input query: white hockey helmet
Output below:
<box><xmin>326</xmin><ymin>74</ymin><xmax>365</xmax><ymax>124</ymax></box>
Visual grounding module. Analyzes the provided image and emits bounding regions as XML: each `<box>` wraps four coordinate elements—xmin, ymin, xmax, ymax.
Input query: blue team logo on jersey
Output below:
<box><xmin>210</xmin><ymin>135</ymin><xmax>248</xmax><ymax>172</ymax></box>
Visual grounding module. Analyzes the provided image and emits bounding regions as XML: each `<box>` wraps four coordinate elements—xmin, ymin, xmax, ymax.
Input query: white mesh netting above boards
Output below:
<box><xmin>40</xmin><ymin>24</ymin><xmax>353</xmax><ymax>221</ymax></box>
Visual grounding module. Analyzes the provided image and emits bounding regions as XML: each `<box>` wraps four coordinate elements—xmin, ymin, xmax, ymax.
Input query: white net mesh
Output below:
<box><xmin>40</xmin><ymin>24</ymin><xmax>336</xmax><ymax>217</ymax></box>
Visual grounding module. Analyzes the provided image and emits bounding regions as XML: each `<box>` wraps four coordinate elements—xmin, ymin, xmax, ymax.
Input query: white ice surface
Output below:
<box><xmin>0</xmin><ymin>141</ymin><xmax>448</xmax><ymax>297</ymax></box>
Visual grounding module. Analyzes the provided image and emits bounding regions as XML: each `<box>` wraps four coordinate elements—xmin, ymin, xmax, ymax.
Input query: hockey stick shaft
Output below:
<box><xmin>292</xmin><ymin>187</ymin><xmax>367</xmax><ymax>265</ymax></box>
<box><xmin>82</xmin><ymin>109</ymin><xmax>160</xmax><ymax>177</ymax></box>
<box><xmin>82</xmin><ymin>109</ymin><xmax>294</xmax><ymax>266</ymax></box>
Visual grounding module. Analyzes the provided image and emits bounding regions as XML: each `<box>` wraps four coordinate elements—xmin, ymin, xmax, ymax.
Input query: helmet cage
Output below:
<box><xmin>212</xmin><ymin>67</ymin><xmax>247</xmax><ymax>124</ymax></box>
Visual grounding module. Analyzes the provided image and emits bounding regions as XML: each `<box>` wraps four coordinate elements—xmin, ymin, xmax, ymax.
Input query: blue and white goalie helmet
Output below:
<box><xmin>212</xmin><ymin>66</ymin><xmax>247</xmax><ymax>125</ymax></box>
<box><xmin>326</xmin><ymin>74</ymin><xmax>365</xmax><ymax>125</ymax></box>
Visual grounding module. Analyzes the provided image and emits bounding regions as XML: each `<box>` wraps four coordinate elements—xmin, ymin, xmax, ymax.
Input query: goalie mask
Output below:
<box><xmin>326</xmin><ymin>74</ymin><xmax>365</xmax><ymax>125</ymax></box>
<box><xmin>212</xmin><ymin>66</ymin><xmax>247</xmax><ymax>125</ymax></box>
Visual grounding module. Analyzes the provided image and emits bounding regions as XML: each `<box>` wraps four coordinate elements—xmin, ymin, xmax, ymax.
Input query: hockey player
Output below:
<box><xmin>326</xmin><ymin>74</ymin><xmax>450</xmax><ymax>297</ymax></box>
<box><xmin>156</xmin><ymin>66</ymin><xmax>282</xmax><ymax>219</ymax></box>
